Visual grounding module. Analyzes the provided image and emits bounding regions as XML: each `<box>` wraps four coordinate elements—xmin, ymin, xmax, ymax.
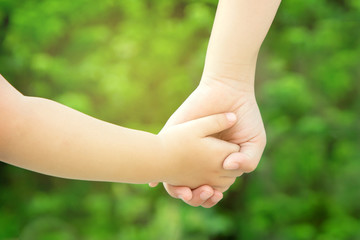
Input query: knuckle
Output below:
<box><xmin>233</xmin><ymin>144</ymin><xmax>241</xmax><ymax>152</ymax></box>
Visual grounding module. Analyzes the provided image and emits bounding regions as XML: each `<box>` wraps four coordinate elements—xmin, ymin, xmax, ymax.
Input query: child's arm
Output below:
<box><xmin>0</xmin><ymin>75</ymin><xmax>238</xmax><ymax>190</ymax></box>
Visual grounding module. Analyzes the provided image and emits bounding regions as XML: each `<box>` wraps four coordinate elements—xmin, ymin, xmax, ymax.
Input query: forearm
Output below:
<box><xmin>202</xmin><ymin>0</ymin><xmax>281</xmax><ymax>88</ymax></box>
<box><xmin>1</xmin><ymin>94</ymin><xmax>166</xmax><ymax>183</ymax></box>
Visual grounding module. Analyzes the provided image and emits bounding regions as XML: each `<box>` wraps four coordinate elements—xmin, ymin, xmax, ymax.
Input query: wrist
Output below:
<box><xmin>156</xmin><ymin>133</ymin><xmax>177</xmax><ymax>183</ymax></box>
<box><xmin>201</xmin><ymin>55</ymin><xmax>258</xmax><ymax>92</ymax></box>
<box><xmin>199</xmin><ymin>73</ymin><xmax>255</xmax><ymax>95</ymax></box>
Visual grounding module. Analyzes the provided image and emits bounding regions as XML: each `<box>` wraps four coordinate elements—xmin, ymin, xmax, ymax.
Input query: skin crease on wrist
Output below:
<box><xmin>149</xmin><ymin>0</ymin><xmax>282</xmax><ymax>207</ymax></box>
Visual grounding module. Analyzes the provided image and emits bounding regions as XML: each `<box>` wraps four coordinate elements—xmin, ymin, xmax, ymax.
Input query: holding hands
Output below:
<box><xmin>158</xmin><ymin>112</ymin><xmax>239</xmax><ymax>191</ymax></box>
<box><xmin>0</xmin><ymin>0</ymin><xmax>281</xmax><ymax>209</ymax></box>
<box><xmin>156</xmin><ymin>80</ymin><xmax>266</xmax><ymax>207</ymax></box>
<box><xmin>151</xmin><ymin>0</ymin><xmax>281</xmax><ymax>207</ymax></box>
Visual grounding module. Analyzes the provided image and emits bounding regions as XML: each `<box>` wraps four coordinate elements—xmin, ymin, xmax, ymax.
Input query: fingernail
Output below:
<box><xmin>200</xmin><ymin>191</ymin><xmax>212</xmax><ymax>201</ymax></box>
<box><xmin>225</xmin><ymin>113</ymin><xmax>237</xmax><ymax>122</ymax></box>
<box><xmin>224</xmin><ymin>162</ymin><xmax>239</xmax><ymax>170</ymax></box>
<box><xmin>178</xmin><ymin>195</ymin><xmax>185</xmax><ymax>201</ymax></box>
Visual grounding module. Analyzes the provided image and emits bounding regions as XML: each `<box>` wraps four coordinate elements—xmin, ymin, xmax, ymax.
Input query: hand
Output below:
<box><xmin>158</xmin><ymin>113</ymin><xmax>240</xmax><ymax>190</ymax></box>
<box><xmin>151</xmin><ymin>78</ymin><xmax>266</xmax><ymax>207</ymax></box>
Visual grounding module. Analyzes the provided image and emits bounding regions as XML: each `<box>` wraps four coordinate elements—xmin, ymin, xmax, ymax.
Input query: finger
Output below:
<box><xmin>181</xmin><ymin>185</ymin><xmax>215</xmax><ymax>207</ymax></box>
<box><xmin>213</xmin><ymin>138</ymin><xmax>241</xmax><ymax>153</ymax></box>
<box><xmin>148</xmin><ymin>182</ymin><xmax>159</xmax><ymax>187</ymax></box>
<box><xmin>201</xmin><ymin>191</ymin><xmax>223</xmax><ymax>208</ymax></box>
<box><xmin>163</xmin><ymin>183</ymin><xmax>193</xmax><ymax>201</ymax></box>
<box><xmin>206</xmin><ymin>137</ymin><xmax>240</xmax><ymax>160</ymax></box>
<box><xmin>184</xmin><ymin>112</ymin><xmax>237</xmax><ymax>137</ymax></box>
<box><xmin>223</xmin><ymin>136</ymin><xmax>266</xmax><ymax>172</ymax></box>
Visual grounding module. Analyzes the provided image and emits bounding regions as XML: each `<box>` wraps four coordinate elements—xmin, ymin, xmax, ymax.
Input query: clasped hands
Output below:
<box><xmin>150</xmin><ymin>77</ymin><xmax>267</xmax><ymax>208</ymax></box>
<box><xmin>146</xmin><ymin>0</ymin><xmax>281</xmax><ymax>208</ymax></box>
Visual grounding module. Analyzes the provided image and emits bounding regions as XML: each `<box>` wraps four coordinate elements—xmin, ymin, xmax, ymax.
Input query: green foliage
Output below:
<box><xmin>0</xmin><ymin>0</ymin><xmax>359</xmax><ymax>239</ymax></box>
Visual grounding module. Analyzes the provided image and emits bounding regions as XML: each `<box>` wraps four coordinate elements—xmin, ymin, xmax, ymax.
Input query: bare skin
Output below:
<box><xmin>150</xmin><ymin>0</ymin><xmax>281</xmax><ymax>207</ymax></box>
<box><xmin>0</xmin><ymin>75</ymin><xmax>240</xmax><ymax>189</ymax></box>
<box><xmin>161</xmin><ymin>80</ymin><xmax>266</xmax><ymax>206</ymax></box>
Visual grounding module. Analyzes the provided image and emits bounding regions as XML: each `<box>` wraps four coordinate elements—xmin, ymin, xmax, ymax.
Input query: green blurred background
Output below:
<box><xmin>1</xmin><ymin>0</ymin><xmax>360</xmax><ymax>239</ymax></box>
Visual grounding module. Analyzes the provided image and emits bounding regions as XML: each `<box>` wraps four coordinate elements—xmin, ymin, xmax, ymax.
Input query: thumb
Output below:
<box><xmin>187</xmin><ymin>112</ymin><xmax>237</xmax><ymax>137</ymax></box>
<box><xmin>223</xmin><ymin>137</ymin><xmax>266</xmax><ymax>173</ymax></box>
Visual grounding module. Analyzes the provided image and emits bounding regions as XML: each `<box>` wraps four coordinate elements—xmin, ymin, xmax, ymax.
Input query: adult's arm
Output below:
<box><xmin>155</xmin><ymin>0</ymin><xmax>282</xmax><ymax>208</ymax></box>
<box><xmin>203</xmin><ymin>0</ymin><xmax>281</xmax><ymax>87</ymax></box>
